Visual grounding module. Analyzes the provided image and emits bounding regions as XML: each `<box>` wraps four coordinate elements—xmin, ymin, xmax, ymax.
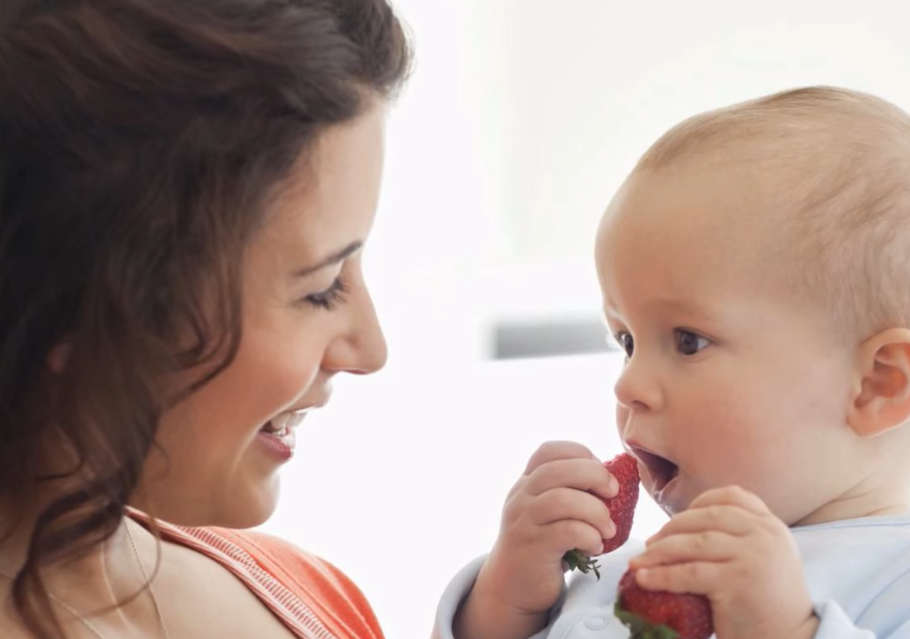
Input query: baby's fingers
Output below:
<box><xmin>543</xmin><ymin>519</ymin><xmax>605</xmax><ymax>557</ymax></box>
<box><xmin>646</xmin><ymin>504</ymin><xmax>755</xmax><ymax>546</ymax></box>
<box><xmin>631</xmin><ymin>531</ymin><xmax>736</xmax><ymax>569</ymax></box>
<box><xmin>529</xmin><ymin>488</ymin><xmax>616</xmax><ymax>540</ymax></box>
<box><xmin>524</xmin><ymin>440</ymin><xmax>598</xmax><ymax>474</ymax></box>
<box><xmin>633</xmin><ymin>560</ymin><xmax>723</xmax><ymax>597</ymax></box>
<box><xmin>523</xmin><ymin>457</ymin><xmax>618</xmax><ymax>502</ymax></box>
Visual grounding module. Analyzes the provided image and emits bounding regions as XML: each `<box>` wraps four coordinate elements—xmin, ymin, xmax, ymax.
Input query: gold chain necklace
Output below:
<box><xmin>0</xmin><ymin>520</ymin><xmax>171</xmax><ymax>639</ymax></box>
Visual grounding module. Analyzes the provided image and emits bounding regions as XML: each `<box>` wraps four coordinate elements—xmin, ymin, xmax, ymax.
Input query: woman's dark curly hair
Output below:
<box><xmin>0</xmin><ymin>0</ymin><xmax>411</xmax><ymax>635</ymax></box>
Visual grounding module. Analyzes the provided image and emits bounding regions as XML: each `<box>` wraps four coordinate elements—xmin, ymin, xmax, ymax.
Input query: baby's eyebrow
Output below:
<box><xmin>647</xmin><ymin>295</ymin><xmax>714</xmax><ymax>317</ymax></box>
<box><xmin>602</xmin><ymin>306</ymin><xmax>624</xmax><ymax>324</ymax></box>
<box><xmin>604</xmin><ymin>295</ymin><xmax>718</xmax><ymax>324</ymax></box>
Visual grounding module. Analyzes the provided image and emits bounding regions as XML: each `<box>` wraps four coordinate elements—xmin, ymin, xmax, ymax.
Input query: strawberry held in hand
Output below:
<box><xmin>563</xmin><ymin>452</ymin><xmax>639</xmax><ymax>579</ymax></box>
<box><xmin>615</xmin><ymin>568</ymin><xmax>714</xmax><ymax>639</ymax></box>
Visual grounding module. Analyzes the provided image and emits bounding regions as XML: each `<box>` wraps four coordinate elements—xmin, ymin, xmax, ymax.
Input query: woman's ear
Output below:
<box><xmin>46</xmin><ymin>340</ymin><xmax>72</xmax><ymax>375</ymax></box>
<box><xmin>848</xmin><ymin>328</ymin><xmax>910</xmax><ymax>437</ymax></box>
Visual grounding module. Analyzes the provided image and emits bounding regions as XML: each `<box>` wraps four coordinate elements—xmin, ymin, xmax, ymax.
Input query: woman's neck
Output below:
<box><xmin>0</xmin><ymin>495</ymin><xmax>166</xmax><ymax>636</ymax></box>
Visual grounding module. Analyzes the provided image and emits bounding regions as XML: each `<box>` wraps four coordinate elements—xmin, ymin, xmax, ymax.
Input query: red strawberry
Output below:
<box><xmin>614</xmin><ymin>568</ymin><xmax>714</xmax><ymax>639</ymax></box>
<box><xmin>562</xmin><ymin>452</ymin><xmax>640</xmax><ymax>579</ymax></box>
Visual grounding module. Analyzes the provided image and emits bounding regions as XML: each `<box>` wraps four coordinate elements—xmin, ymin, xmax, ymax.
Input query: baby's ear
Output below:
<box><xmin>848</xmin><ymin>328</ymin><xmax>910</xmax><ymax>437</ymax></box>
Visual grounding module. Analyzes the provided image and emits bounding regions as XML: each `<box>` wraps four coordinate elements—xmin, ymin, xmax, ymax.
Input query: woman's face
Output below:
<box><xmin>133</xmin><ymin>107</ymin><xmax>389</xmax><ymax>528</ymax></box>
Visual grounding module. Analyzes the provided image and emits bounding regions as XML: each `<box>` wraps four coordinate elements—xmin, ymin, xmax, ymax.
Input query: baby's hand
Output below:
<box><xmin>628</xmin><ymin>486</ymin><xmax>819</xmax><ymax>639</ymax></box>
<box><xmin>485</xmin><ymin>440</ymin><xmax>618</xmax><ymax>612</ymax></box>
<box><xmin>454</xmin><ymin>441</ymin><xmax>617</xmax><ymax>639</ymax></box>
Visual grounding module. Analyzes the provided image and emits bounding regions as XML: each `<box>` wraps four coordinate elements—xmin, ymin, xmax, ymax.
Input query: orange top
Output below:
<box><xmin>130</xmin><ymin>513</ymin><xmax>384</xmax><ymax>639</ymax></box>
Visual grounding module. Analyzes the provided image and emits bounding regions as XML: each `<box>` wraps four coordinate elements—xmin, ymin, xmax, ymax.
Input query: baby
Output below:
<box><xmin>434</xmin><ymin>86</ymin><xmax>910</xmax><ymax>639</ymax></box>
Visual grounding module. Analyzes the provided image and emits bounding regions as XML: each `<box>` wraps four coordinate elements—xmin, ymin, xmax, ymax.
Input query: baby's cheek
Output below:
<box><xmin>677</xmin><ymin>392</ymin><xmax>760</xmax><ymax>473</ymax></box>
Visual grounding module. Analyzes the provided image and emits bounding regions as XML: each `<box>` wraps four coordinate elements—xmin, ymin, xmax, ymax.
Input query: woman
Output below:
<box><xmin>0</xmin><ymin>0</ymin><xmax>412</xmax><ymax>637</ymax></box>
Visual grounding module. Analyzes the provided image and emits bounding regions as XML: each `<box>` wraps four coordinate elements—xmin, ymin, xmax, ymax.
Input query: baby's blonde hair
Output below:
<box><xmin>635</xmin><ymin>86</ymin><xmax>910</xmax><ymax>341</ymax></box>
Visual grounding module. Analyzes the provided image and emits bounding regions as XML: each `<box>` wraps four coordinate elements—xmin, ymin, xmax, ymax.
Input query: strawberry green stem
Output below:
<box><xmin>614</xmin><ymin>602</ymin><xmax>680</xmax><ymax>639</ymax></box>
<box><xmin>562</xmin><ymin>549</ymin><xmax>601</xmax><ymax>580</ymax></box>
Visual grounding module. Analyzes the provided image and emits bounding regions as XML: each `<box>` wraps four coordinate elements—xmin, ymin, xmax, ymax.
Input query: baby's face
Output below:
<box><xmin>596</xmin><ymin>163</ymin><xmax>865</xmax><ymax>526</ymax></box>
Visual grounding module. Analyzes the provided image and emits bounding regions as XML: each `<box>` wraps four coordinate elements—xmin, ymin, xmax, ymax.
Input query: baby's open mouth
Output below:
<box><xmin>628</xmin><ymin>445</ymin><xmax>679</xmax><ymax>492</ymax></box>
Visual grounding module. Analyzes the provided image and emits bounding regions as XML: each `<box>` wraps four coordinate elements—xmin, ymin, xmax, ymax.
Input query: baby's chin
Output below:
<box><xmin>643</xmin><ymin>485</ymin><xmax>685</xmax><ymax>517</ymax></box>
<box><xmin>652</xmin><ymin>494</ymin><xmax>685</xmax><ymax>517</ymax></box>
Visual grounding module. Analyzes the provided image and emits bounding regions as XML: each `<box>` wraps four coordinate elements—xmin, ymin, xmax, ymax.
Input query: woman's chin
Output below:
<box><xmin>217</xmin><ymin>478</ymin><xmax>282</xmax><ymax>529</ymax></box>
<box><xmin>138</xmin><ymin>476</ymin><xmax>282</xmax><ymax>529</ymax></box>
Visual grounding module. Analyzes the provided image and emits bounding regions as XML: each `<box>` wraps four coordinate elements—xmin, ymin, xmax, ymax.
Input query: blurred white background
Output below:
<box><xmin>257</xmin><ymin>1</ymin><xmax>910</xmax><ymax>637</ymax></box>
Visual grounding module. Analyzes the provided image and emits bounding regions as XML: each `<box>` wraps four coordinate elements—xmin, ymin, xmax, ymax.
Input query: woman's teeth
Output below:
<box><xmin>262</xmin><ymin>410</ymin><xmax>308</xmax><ymax>435</ymax></box>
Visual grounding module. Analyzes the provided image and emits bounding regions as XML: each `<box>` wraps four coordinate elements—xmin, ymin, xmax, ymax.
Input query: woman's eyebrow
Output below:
<box><xmin>291</xmin><ymin>241</ymin><xmax>363</xmax><ymax>278</ymax></box>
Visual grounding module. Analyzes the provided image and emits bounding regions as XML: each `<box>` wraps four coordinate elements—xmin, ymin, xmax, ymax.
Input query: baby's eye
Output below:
<box><xmin>614</xmin><ymin>332</ymin><xmax>634</xmax><ymax>359</ymax></box>
<box><xmin>674</xmin><ymin>329</ymin><xmax>710</xmax><ymax>356</ymax></box>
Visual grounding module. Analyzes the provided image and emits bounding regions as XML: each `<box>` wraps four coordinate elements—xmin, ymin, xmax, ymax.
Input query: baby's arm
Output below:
<box><xmin>451</xmin><ymin>441</ymin><xmax>617</xmax><ymax>639</ymax></box>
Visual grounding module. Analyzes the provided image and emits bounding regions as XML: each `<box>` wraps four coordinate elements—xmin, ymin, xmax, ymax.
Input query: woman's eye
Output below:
<box><xmin>615</xmin><ymin>332</ymin><xmax>634</xmax><ymax>359</ymax></box>
<box><xmin>303</xmin><ymin>276</ymin><xmax>348</xmax><ymax>311</ymax></box>
<box><xmin>675</xmin><ymin>329</ymin><xmax>710</xmax><ymax>355</ymax></box>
